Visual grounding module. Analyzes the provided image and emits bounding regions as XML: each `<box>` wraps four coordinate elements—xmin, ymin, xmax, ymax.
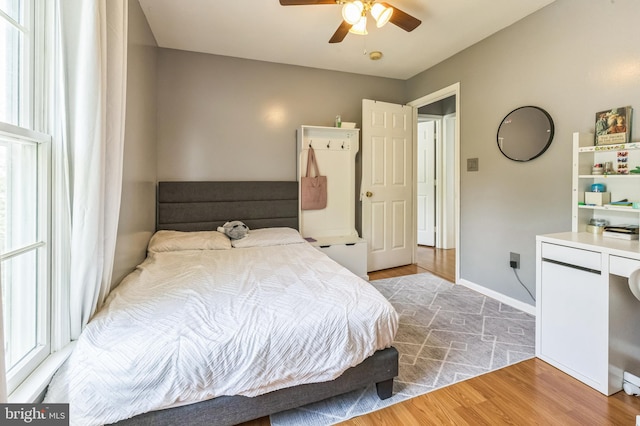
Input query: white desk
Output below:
<box><xmin>536</xmin><ymin>232</ymin><xmax>640</xmax><ymax>395</ymax></box>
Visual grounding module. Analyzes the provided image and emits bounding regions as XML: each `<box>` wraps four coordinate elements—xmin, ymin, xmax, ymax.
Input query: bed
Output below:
<box><xmin>44</xmin><ymin>181</ymin><xmax>399</xmax><ymax>426</ymax></box>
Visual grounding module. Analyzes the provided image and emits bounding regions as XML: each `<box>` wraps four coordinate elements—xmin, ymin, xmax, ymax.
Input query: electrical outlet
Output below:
<box><xmin>510</xmin><ymin>252</ymin><xmax>520</xmax><ymax>269</ymax></box>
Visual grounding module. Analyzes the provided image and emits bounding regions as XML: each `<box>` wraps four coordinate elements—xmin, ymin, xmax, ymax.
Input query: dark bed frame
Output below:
<box><xmin>113</xmin><ymin>181</ymin><xmax>399</xmax><ymax>426</ymax></box>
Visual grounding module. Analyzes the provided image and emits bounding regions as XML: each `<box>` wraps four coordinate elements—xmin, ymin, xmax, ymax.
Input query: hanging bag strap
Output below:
<box><xmin>306</xmin><ymin>146</ymin><xmax>321</xmax><ymax>178</ymax></box>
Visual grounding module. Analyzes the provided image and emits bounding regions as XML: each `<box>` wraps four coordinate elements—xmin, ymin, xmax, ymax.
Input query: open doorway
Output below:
<box><xmin>409</xmin><ymin>83</ymin><xmax>460</xmax><ymax>283</ymax></box>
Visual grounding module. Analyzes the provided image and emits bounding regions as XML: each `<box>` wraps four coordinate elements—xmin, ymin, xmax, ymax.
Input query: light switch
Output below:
<box><xmin>467</xmin><ymin>157</ymin><xmax>479</xmax><ymax>172</ymax></box>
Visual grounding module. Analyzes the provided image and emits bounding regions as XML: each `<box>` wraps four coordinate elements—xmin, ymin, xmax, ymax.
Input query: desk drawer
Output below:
<box><xmin>610</xmin><ymin>255</ymin><xmax>640</xmax><ymax>278</ymax></box>
<box><xmin>541</xmin><ymin>242</ymin><xmax>601</xmax><ymax>271</ymax></box>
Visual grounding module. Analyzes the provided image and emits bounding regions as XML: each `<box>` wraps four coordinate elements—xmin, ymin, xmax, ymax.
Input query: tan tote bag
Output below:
<box><xmin>301</xmin><ymin>146</ymin><xmax>327</xmax><ymax>210</ymax></box>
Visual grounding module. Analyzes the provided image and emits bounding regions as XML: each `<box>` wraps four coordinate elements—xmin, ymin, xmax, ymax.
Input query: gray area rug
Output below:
<box><xmin>270</xmin><ymin>272</ymin><xmax>535</xmax><ymax>425</ymax></box>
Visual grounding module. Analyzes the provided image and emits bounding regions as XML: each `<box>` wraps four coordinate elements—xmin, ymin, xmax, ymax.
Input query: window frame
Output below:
<box><xmin>0</xmin><ymin>0</ymin><xmax>53</xmax><ymax>396</ymax></box>
<box><xmin>0</xmin><ymin>0</ymin><xmax>34</xmax><ymax>128</ymax></box>
<box><xmin>0</xmin><ymin>122</ymin><xmax>50</xmax><ymax>395</ymax></box>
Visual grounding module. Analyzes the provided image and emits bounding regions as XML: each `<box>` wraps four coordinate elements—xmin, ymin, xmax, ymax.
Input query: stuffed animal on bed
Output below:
<box><xmin>217</xmin><ymin>220</ymin><xmax>249</xmax><ymax>240</ymax></box>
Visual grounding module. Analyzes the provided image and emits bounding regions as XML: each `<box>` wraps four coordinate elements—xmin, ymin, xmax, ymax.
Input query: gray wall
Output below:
<box><xmin>113</xmin><ymin>0</ymin><xmax>640</xmax><ymax>306</ymax></box>
<box><xmin>156</xmin><ymin>49</ymin><xmax>405</xmax><ymax>182</ymax></box>
<box><xmin>406</xmin><ymin>0</ymin><xmax>640</xmax><ymax>305</ymax></box>
<box><xmin>111</xmin><ymin>0</ymin><xmax>158</xmax><ymax>288</ymax></box>
<box><xmin>418</xmin><ymin>96</ymin><xmax>456</xmax><ymax>116</ymax></box>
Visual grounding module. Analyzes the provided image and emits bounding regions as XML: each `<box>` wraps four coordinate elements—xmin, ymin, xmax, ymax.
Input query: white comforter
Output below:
<box><xmin>44</xmin><ymin>241</ymin><xmax>398</xmax><ymax>425</ymax></box>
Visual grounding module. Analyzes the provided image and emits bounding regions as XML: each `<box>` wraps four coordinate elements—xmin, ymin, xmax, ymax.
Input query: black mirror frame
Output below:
<box><xmin>497</xmin><ymin>106</ymin><xmax>555</xmax><ymax>162</ymax></box>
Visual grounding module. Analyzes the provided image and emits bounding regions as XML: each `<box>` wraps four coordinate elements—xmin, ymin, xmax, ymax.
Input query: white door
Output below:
<box><xmin>361</xmin><ymin>99</ymin><xmax>414</xmax><ymax>272</ymax></box>
<box><xmin>417</xmin><ymin>119</ymin><xmax>436</xmax><ymax>246</ymax></box>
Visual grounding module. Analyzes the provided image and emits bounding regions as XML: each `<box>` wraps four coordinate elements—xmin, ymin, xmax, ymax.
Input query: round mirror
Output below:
<box><xmin>497</xmin><ymin>106</ymin><xmax>554</xmax><ymax>162</ymax></box>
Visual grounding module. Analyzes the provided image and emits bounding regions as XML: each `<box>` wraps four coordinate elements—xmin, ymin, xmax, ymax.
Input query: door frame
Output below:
<box><xmin>408</xmin><ymin>82</ymin><xmax>460</xmax><ymax>283</ymax></box>
<box><xmin>416</xmin><ymin>114</ymin><xmax>441</xmax><ymax>247</ymax></box>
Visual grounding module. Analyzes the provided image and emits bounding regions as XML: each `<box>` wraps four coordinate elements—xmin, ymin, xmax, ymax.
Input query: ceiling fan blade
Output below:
<box><xmin>382</xmin><ymin>2</ymin><xmax>421</xmax><ymax>32</ymax></box>
<box><xmin>329</xmin><ymin>20</ymin><xmax>352</xmax><ymax>43</ymax></box>
<box><xmin>279</xmin><ymin>0</ymin><xmax>337</xmax><ymax>5</ymax></box>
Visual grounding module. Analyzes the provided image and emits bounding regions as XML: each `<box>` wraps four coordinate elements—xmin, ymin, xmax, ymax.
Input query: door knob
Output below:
<box><xmin>366</xmin><ymin>191</ymin><xmax>373</xmax><ymax>198</ymax></box>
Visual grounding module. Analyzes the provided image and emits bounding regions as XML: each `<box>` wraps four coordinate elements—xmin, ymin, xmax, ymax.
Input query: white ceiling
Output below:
<box><xmin>138</xmin><ymin>0</ymin><xmax>556</xmax><ymax>80</ymax></box>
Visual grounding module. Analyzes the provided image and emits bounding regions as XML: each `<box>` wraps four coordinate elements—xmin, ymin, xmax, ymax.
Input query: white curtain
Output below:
<box><xmin>56</xmin><ymin>0</ymin><xmax>128</xmax><ymax>341</ymax></box>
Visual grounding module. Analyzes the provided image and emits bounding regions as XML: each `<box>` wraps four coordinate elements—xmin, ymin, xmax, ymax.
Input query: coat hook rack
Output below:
<box><xmin>327</xmin><ymin>141</ymin><xmax>331</xmax><ymax>148</ymax></box>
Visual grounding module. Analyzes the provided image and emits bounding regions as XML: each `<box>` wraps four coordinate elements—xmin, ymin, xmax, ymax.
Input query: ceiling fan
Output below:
<box><xmin>279</xmin><ymin>0</ymin><xmax>421</xmax><ymax>44</ymax></box>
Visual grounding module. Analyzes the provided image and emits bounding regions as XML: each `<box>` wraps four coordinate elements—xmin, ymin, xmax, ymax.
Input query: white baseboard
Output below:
<box><xmin>458</xmin><ymin>278</ymin><xmax>536</xmax><ymax>315</ymax></box>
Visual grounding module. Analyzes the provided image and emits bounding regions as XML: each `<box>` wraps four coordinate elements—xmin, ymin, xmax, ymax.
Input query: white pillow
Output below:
<box><xmin>148</xmin><ymin>230</ymin><xmax>231</xmax><ymax>252</ymax></box>
<box><xmin>231</xmin><ymin>227</ymin><xmax>305</xmax><ymax>248</ymax></box>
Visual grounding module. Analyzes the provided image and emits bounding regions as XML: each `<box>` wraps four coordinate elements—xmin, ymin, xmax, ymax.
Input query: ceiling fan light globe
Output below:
<box><xmin>342</xmin><ymin>1</ymin><xmax>364</xmax><ymax>25</ymax></box>
<box><xmin>371</xmin><ymin>3</ymin><xmax>393</xmax><ymax>28</ymax></box>
<box><xmin>348</xmin><ymin>16</ymin><xmax>368</xmax><ymax>35</ymax></box>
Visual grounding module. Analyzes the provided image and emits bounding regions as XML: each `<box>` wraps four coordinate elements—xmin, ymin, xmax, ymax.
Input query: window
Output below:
<box><xmin>0</xmin><ymin>0</ymin><xmax>51</xmax><ymax>395</ymax></box>
<box><xmin>0</xmin><ymin>125</ymin><xmax>49</xmax><ymax>393</ymax></box>
<box><xmin>0</xmin><ymin>0</ymin><xmax>32</xmax><ymax>128</ymax></box>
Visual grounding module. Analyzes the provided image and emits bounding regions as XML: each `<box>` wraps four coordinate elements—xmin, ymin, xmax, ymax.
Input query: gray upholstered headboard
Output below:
<box><xmin>157</xmin><ymin>181</ymin><xmax>299</xmax><ymax>232</ymax></box>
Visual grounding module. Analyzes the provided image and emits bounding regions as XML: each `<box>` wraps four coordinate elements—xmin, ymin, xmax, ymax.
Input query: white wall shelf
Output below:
<box><xmin>536</xmin><ymin>132</ymin><xmax>640</xmax><ymax>397</ymax></box>
<box><xmin>578</xmin><ymin>141</ymin><xmax>640</xmax><ymax>152</ymax></box>
<box><xmin>572</xmin><ymin>132</ymin><xmax>640</xmax><ymax>232</ymax></box>
<box><xmin>578</xmin><ymin>174</ymin><xmax>640</xmax><ymax>179</ymax></box>
<box><xmin>578</xmin><ymin>205</ymin><xmax>640</xmax><ymax>213</ymax></box>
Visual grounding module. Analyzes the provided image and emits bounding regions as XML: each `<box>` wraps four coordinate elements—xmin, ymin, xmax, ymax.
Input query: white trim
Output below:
<box><xmin>459</xmin><ymin>278</ymin><xmax>536</xmax><ymax>315</ymax></box>
<box><xmin>32</xmin><ymin>0</ymin><xmax>49</xmax><ymax>133</ymax></box>
<box><xmin>23</xmin><ymin>0</ymin><xmax>34</xmax><ymax>129</ymax></box>
<box><xmin>8</xmin><ymin>342</ymin><xmax>75</xmax><ymax>403</ymax></box>
<box><xmin>0</xmin><ymin>241</ymin><xmax>46</xmax><ymax>261</ymax></box>
<box><xmin>417</xmin><ymin>113</ymin><xmax>442</xmax><ymax>122</ymax></box>
<box><xmin>408</xmin><ymin>82</ymin><xmax>461</xmax><ymax>283</ymax></box>
<box><xmin>441</xmin><ymin>113</ymin><xmax>456</xmax><ymax>249</ymax></box>
<box><xmin>0</xmin><ymin>8</ymin><xmax>28</xmax><ymax>32</ymax></box>
<box><xmin>409</xmin><ymin>83</ymin><xmax>460</xmax><ymax>107</ymax></box>
<box><xmin>0</xmin><ymin>120</ymin><xmax>52</xmax><ymax>394</ymax></box>
<box><xmin>0</xmin><ymin>122</ymin><xmax>51</xmax><ymax>143</ymax></box>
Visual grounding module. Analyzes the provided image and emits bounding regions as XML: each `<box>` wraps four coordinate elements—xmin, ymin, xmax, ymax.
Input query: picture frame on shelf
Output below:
<box><xmin>595</xmin><ymin>106</ymin><xmax>632</xmax><ymax>146</ymax></box>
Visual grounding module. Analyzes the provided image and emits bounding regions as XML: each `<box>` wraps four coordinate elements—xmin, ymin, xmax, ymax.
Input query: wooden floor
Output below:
<box><xmin>338</xmin><ymin>358</ymin><xmax>640</xmax><ymax>425</ymax></box>
<box><xmin>241</xmin><ymin>247</ymin><xmax>640</xmax><ymax>425</ymax></box>
<box><xmin>368</xmin><ymin>245</ymin><xmax>456</xmax><ymax>282</ymax></box>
